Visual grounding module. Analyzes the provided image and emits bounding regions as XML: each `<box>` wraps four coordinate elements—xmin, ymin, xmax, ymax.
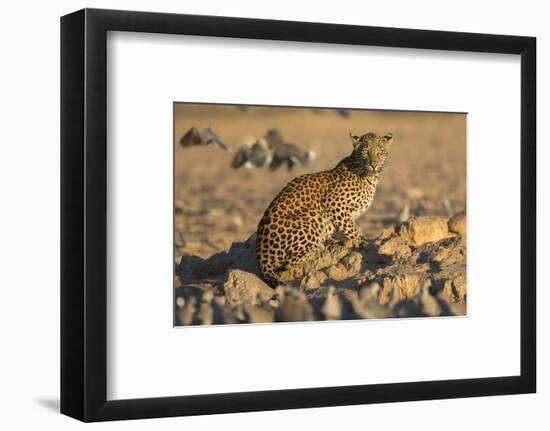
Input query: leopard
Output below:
<box><xmin>255</xmin><ymin>131</ymin><xmax>393</xmax><ymax>287</ymax></box>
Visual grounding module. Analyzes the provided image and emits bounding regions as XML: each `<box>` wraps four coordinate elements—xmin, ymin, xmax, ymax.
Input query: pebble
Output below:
<box><xmin>224</xmin><ymin>269</ymin><xmax>278</xmax><ymax>305</ymax></box>
<box><xmin>322</xmin><ymin>286</ymin><xmax>342</xmax><ymax>320</ymax></box>
<box><xmin>177</xmin><ymin>296</ymin><xmax>197</xmax><ymax>325</ymax></box>
<box><xmin>448</xmin><ymin>212</ymin><xmax>467</xmax><ymax>238</ymax></box>
<box><xmin>399</xmin><ymin>216</ymin><xmax>452</xmax><ymax>246</ymax></box>
<box><xmin>244</xmin><ymin>304</ymin><xmax>274</xmax><ymax>323</ymax></box>
<box><xmin>276</xmin><ymin>288</ymin><xmax>315</xmax><ymax>322</ymax></box>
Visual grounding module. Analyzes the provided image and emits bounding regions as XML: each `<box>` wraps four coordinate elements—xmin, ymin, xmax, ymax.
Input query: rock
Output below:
<box><xmin>278</xmin><ymin>242</ymin><xmax>349</xmax><ymax>282</ymax></box>
<box><xmin>399</xmin><ymin>216</ymin><xmax>453</xmax><ymax>247</ymax></box>
<box><xmin>398</xmin><ymin>203</ymin><xmax>411</xmax><ymax>223</ymax></box>
<box><xmin>413</xmin><ymin>236</ymin><xmax>465</xmax><ymax>272</ymax></box>
<box><xmin>232</xmin><ymin>304</ymin><xmax>247</xmax><ymax>322</ymax></box>
<box><xmin>175</xmin><ymin>230</ymin><xmax>185</xmax><ymax>247</ymax></box>
<box><xmin>448</xmin><ymin>212</ymin><xmax>466</xmax><ymax>238</ymax></box>
<box><xmin>393</xmin><ymin>273</ymin><xmax>423</xmax><ymax>299</ymax></box>
<box><xmin>379</xmin><ymin>278</ymin><xmax>395</xmax><ymax>306</ymax></box>
<box><xmin>378</xmin><ymin>235</ymin><xmax>411</xmax><ymax>257</ymax></box>
<box><xmin>244</xmin><ymin>303</ymin><xmax>275</xmax><ymax>323</ymax></box>
<box><xmin>215</xmin><ymin>296</ymin><xmax>226</xmax><ymax>306</ymax></box>
<box><xmin>214</xmin><ymin>299</ymin><xmax>241</xmax><ymax>324</ymax></box>
<box><xmin>394</xmin><ymin>299</ymin><xmax>423</xmax><ymax>318</ymax></box>
<box><xmin>443</xmin><ymin>273</ymin><xmax>467</xmax><ymax>303</ymax></box>
<box><xmin>196</xmin><ymin>301</ymin><xmax>214</xmax><ymax>325</ymax></box>
<box><xmin>223</xmin><ymin>269</ymin><xmax>277</xmax><ymax>305</ymax></box>
<box><xmin>244</xmin><ymin>232</ymin><xmax>257</xmax><ymax>248</ymax></box>
<box><xmin>433</xmin><ymin>290</ymin><xmax>466</xmax><ymax>317</ymax></box>
<box><xmin>177</xmin><ymin>236</ymin><xmax>259</xmax><ymax>281</ymax></box>
<box><xmin>359</xmin><ymin>282</ymin><xmax>381</xmax><ymax>302</ymax></box>
<box><xmin>174</xmin><ymin>199</ymin><xmax>185</xmax><ymax>213</ymax></box>
<box><xmin>322</xmin><ymin>286</ymin><xmax>342</xmax><ymax>320</ymax></box>
<box><xmin>202</xmin><ymin>290</ymin><xmax>214</xmax><ymax>303</ymax></box>
<box><xmin>229</xmin><ymin>214</ymin><xmax>244</xmax><ymax>230</ymax></box>
<box><xmin>379</xmin><ymin>273</ymin><xmax>423</xmax><ymax>305</ymax></box>
<box><xmin>176</xmin><ymin>296</ymin><xmax>197</xmax><ymax>325</ymax></box>
<box><xmin>276</xmin><ymin>288</ymin><xmax>315</xmax><ymax>322</ymax></box>
<box><xmin>300</xmin><ymin>270</ymin><xmax>328</xmax><ymax>290</ymax></box>
<box><xmin>207</xmin><ymin>207</ymin><xmax>225</xmax><ymax>217</ymax></box>
<box><xmin>326</xmin><ymin>252</ymin><xmax>362</xmax><ymax>281</ymax></box>
<box><xmin>341</xmin><ymin>288</ymin><xmax>359</xmax><ymax>303</ymax></box>
<box><xmin>355</xmin><ymin>300</ymin><xmax>390</xmax><ymax>319</ymax></box>
<box><xmin>342</xmin><ymin>252</ymin><xmax>363</xmax><ymax>274</ymax></box>
<box><xmin>351</xmin><ymin>283</ymin><xmax>392</xmax><ymax>318</ymax></box>
<box><xmin>377</xmin><ymin>225</ymin><xmax>396</xmax><ymax>241</ymax></box>
<box><xmin>406</xmin><ymin>187</ymin><xmax>424</xmax><ymax>201</ymax></box>
<box><xmin>443</xmin><ymin>198</ymin><xmax>455</xmax><ymax>217</ymax></box>
<box><xmin>419</xmin><ymin>280</ymin><xmax>441</xmax><ymax>316</ymax></box>
<box><xmin>448</xmin><ymin>301</ymin><xmax>467</xmax><ymax>316</ymax></box>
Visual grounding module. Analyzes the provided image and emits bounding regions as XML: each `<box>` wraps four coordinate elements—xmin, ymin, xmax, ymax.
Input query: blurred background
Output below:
<box><xmin>174</xmin><ymin>103</ymin><xmax>466</xmax><ymax>260</ymax></box>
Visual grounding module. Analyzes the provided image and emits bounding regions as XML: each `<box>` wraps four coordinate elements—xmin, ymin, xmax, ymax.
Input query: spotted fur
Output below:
<box><xmin>256</xmin><ymin>131</ymin><xmax>393</xmax><ymax>287</ymax></box>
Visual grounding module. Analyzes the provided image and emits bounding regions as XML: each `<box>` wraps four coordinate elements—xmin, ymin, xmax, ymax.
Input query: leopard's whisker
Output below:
<box><xmin>383</xmin><ymin>164</ymin><xmax>404</xmax><ymax>178</ymax></box>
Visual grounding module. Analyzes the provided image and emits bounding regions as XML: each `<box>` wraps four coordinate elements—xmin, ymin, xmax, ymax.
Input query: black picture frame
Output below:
<box><xmin>61</xmin><ymin>8</ymin><xmax>536</xmax><ymax>422</ymax></box>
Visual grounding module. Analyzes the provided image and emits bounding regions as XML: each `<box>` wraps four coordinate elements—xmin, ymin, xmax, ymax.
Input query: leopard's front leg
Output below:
<box><xmin>338</xmin><ymin>217</ymin><xmax>368</xmax><ymax>249</ymax></box>
<box><xmin>323</xmin><ymin>185</ymin><xmax>369</xmax><ymax>249</ymax></box>
<box><xmin>326</xmin><ymin>211</ymin><xmax>367</xmax><ymax>249</ymax></box>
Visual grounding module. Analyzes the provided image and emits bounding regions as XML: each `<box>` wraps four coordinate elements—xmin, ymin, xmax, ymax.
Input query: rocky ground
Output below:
<box><xmin>175</xmin><ymin>212</ymin><xmax>466</xmax><ymax>325</ymax></box>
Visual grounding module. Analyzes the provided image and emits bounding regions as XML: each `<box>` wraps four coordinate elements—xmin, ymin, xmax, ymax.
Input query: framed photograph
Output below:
<box><xmin>61</xmin><ymin>8</ymin><xmax>536</xmax><ymax>422</ymax></box>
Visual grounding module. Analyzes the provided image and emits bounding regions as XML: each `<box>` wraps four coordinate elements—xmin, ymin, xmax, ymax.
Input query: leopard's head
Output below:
<box><xmin>350</xmin><ymin>132</ymin><xmax>393</xmax><ymax>175</ymax></box>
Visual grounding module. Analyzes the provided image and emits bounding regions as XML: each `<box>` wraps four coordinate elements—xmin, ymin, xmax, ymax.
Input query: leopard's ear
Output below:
<box><xmin>349</xmin><ymin>132</ymin><xmax>361</xmax><ymax>148</ymax></box>
<box><xmin>383</xmin><ymin>132</ymin><xmax>393</xmax><ymax>147</ymax></box>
